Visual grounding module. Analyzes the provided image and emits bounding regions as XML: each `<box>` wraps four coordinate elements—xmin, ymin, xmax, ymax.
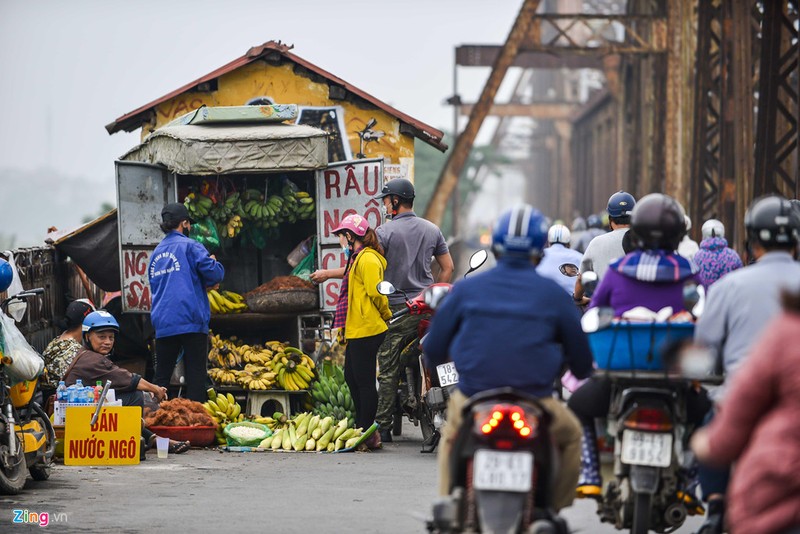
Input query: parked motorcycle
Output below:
<box><xmin>428</xmin><ymin>387</ymin><xmax>568</xmax><ymax>534</ymax></box>
<box><xmin>377</xmin><ymin>249</ymin><xmax>488</xmax><ymax>453</ymax></box>
<box><xmin>0</xmin><ymin>288</ymin><xmax>55</xmax><ymax>494</ymax></box>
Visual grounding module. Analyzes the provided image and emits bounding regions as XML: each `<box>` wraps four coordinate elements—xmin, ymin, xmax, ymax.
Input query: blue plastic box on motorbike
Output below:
<box><xmin>588</xmin><ymin>321</ymin><xmax>694</xmax><ymax>371</ymax></box>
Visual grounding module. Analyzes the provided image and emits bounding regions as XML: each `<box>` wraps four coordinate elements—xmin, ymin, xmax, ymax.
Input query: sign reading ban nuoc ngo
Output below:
<box><xmin>316</xmin><ymin>159</ymin><xmax>385</xmax><ymax>311</ymax></box>
<box><xmin>64</xmin><ymin>406</ymin><xmax>142</xmax><ymax>465</ymax></box>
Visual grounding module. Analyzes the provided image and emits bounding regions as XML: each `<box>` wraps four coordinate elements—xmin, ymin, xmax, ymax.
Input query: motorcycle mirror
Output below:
<box><xmin>559</xmin><ymin>263</ymin><xmax>579</xmax><ymax>277</ymax></box>
<box><xmin>423</xmin><ymin>285</ymin><xmax>451</xmax><ymax>310</ymax></box>
<box><xmin>376</xmin><ymin>281</ymin><xmax>396</xmax><ymax>296</ymax></box>
<box><xmin>580</xmin><ymin>270</ymin><xmax>599</xmax><ymax>298</ymax></box>
<box><xmin>581</xmin><ymin>306</ymin><xmax>615</xmax><ymax>333</ymax></box>
<box><xmin>468</xmin><ymin>249</ymin><xmax>488</xmax><ymax>271</ymax></box>
<box><xmin>692</xmin><ymin>285</ymin><xmax>705</xmax><ymax>318</ymax></box>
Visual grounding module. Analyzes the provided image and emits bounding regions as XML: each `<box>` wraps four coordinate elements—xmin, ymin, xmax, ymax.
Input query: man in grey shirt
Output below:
<box><xmin>573</xmin><ymin>191</ymin><xmax>635</xmax><ymax>303</ymax></box>
<box><xmin>372</xmin><ymin>179</ymin><xmax>453</xmax><ymax>445</ymax></box>
<box><xmin>692</xmin><ymin>195</ymin><xmax>800</xmax><ymax>532</ymax></box>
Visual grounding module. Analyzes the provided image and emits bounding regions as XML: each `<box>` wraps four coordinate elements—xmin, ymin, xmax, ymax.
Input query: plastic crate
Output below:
<box><xmin>588</xmin><ymin>322</ymin><xmax>695</xmax><ymax>371</ymax></box>
<box><xmin>53</xmin><ymin>400</ymin><xmax>123</xmax><ymax>425</ymax></box>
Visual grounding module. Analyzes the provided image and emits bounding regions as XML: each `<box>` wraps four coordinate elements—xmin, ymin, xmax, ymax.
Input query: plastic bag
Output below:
<box><xmin>287</xmin><ymin>235</ymin><xmax>315</xmax><ymax>268</ymax></box>
<box><xmin>189</xmin><ymin>217</ymin><xmax>220</xmax><ymax>251</ymax></box>
<box><xmin>2</xmin><ymin>251</ymin><xmax>26</xmax><ymax>322</ymax></box>
<box><xmin>223</xmin><ymin>421</ymin><xmax>272</xmax><ymax>447</ymax></box>
<box><xmin>240</xmin><ymin>226</ymin><xmax>268</xmax><ymax>249</ymax></box>
<box><xmin>290</xmin><ymin>237</ymin><xmax>316</xmax><ymax>281</ymax></box>
<box><xmin>0</xmin><ymin>312</ymin><xmax>44</xmax><ymax>384</ymax></box>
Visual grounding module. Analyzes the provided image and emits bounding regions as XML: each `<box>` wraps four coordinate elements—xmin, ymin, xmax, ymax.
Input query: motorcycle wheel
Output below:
<box><xmin>631</xmin><ymin>492</ymin><xmax>652</xmax><ymax>534</ymax></box>
<box><xmin>29</xmin><ymin>464</ymin><xmax>51</xmax><ymax>481</ymax></box>
<box><xmin>0</xmin><ymin>439</ymin><xmax>27</xmax><ymax>494</ymax></box>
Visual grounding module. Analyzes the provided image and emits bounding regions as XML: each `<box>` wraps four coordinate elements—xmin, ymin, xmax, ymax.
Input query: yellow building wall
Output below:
<box><xmin>147</xmin><ymin>61</ymin><xmax>415</xmax><ymax>179</ymax></box>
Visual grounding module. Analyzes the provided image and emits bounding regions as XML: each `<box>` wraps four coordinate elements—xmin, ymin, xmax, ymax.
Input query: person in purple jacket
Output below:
<box><xmin>693</xmin><ymin>219</ymin><xmax>743</xmax><ymax>291</ymax></box>
<box><xmin>149</xmin><ymin>202</ymin><xmax>225</xmax><ymax>402</ymax></box>
<box><xmin>569</xmin><ymin>194</ymin><xmax>709</xmax><ymax>500</ymax></box>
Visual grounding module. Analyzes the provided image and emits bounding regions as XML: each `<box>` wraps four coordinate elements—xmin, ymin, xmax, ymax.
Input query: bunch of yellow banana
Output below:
<box><xmin>203</xmin><ymin>389</ymin><xmax>245</xmax><ymax>445</ymax></box>
<box><xmin>241</xmin><ymin>346</ymin><xmax>273</xmax><ymax>366</ymax></box>
<box><xmin>257</xmin><ymin>412</ymin><xmax>364</xmax><ymax>452</ymax></box>
<box><xmin>207</xmin><ymin>343</ymin><xmax>243</xmax><ymax>370</ymax></box>
<box><xmin>225</xmin><ymin>214</ymin><xmax>244</xmax><ymax>238</ymax></box>
<box><xmin>273</xmin><ymin>346</ymin><xmax>316</xmax><ymax>391</ymax></box>
<box><xmin>208</xmin><ymin>367</ymin><xmax>239</xmax><ymax>386</ymax></box>
<box><xmin>207</xmin><ymin>289</ymin><xmax>247</xmax><ymax>314</ymax></box>
<box><xmin>237</xmin><ymin>369</ymin><xmax>277</xmax><ymax>390</ymax></box>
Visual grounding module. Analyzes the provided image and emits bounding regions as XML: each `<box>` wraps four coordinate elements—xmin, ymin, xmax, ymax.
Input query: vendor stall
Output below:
<box><xmin>115</xmin><ymin>105</ymin><xmax>384</xmax><ymax>430</ymax></box>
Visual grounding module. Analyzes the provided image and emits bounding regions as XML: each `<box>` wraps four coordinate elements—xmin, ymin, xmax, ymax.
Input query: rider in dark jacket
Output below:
<box><xmin>425</xmin><ymin>204</ymin><xmax>594</xmax><ymax>511</ymax></box>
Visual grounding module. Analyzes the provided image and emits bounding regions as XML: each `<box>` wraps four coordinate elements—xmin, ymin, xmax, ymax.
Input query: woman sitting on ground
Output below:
<box><xmin>62</xmin><ymin>310</ymin><xmax>190</xmax><ymax>456</ymax></box>
<box><xmin>41</xmin><ymin>299</ymin><xmax>95</xmax><ymax>398</ymax></box>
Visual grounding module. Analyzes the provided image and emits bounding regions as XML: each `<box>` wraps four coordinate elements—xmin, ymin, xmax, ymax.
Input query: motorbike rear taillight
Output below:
<box><xmin>623</xmin><ymin>407</ymin><xmax>673</xmax><ymax>431</ymax></box>
<box><xmin>473</xmin><ymin>404</ymin><xmax>538</xmax><ymax>440</ymax></box>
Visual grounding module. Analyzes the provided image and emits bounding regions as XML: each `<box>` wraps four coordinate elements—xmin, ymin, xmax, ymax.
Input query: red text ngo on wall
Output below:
<box><xmin>122</xmin><ymin>248</ymin><xmax>153</xmax><ymax>312</ymax></box>
<box><xmin>316</xmin><ymin>158</ymin><xmax>385</xmax><ymax>311</ymax></box>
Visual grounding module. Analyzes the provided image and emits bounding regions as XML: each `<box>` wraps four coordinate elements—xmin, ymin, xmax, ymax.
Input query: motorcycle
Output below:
<box><xmin>579</xmin><ymin>273</ymin><xmax>716</xmax><ymax>534</ymax></box>
<box><xmin>429</xmin><ymin>387</ymin><xmax>569</xmax><ymax>534</ymax></box>
<box><xmin>376</xmin><ymin>249</ymin><xmax>488</xmax><ymax>453</ymax></box>
<box><xmin>0</xmin><ymin>288</ymin><xmax>55</xmax><ymax>494</ymax></box>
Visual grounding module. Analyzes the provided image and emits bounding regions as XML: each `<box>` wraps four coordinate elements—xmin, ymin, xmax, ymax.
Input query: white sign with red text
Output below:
<box><xmin>316</xmin><ymin>158</ymin><xmax>385</xmax><ymax>311</ymax></box>
<box><xmin>121</xmin><ymin>248</ymin><xmax>154</xmax><ymax>312</ymax></box>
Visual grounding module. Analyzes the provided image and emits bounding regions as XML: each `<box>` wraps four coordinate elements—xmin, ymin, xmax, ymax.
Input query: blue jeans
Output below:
<box><xmin>697</xmin><ymin>409</ymin><xmax>730</xmax><ymax>500</ymax></box>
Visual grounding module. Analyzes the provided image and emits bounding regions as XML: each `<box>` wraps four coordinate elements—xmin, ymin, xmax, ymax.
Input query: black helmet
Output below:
<box><xmin>374</xmin><ymin>178</ymin><xmax>415</xmax><ymax>200</ymax></box>
<box><xmin>744</xmin><ymin>195</ymin><xmax>800</xmax><ymax>248</ymax></box>
<box><xmin>630</xmin><ymin>193</ymin><xmax>687</xmax><ymax>251</ymax></box>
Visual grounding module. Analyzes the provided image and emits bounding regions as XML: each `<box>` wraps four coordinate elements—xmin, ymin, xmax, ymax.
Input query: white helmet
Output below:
<box><xmin>701</xmin><ymin>219</ymin><xmax>725</xmax><ymax>239</ymax></box>
<box><xmin>684</xmin><ymin>215</ymin><xmax>692</xmax><ymax>232</ymax></box>
<box><xmin>547</xmin><ymin>224</ymin><xmax>571</xmax><ymax>246</ymax></box>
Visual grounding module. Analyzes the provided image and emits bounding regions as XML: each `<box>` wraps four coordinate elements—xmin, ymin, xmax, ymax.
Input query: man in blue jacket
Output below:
<box><xmin>425</xmin><ymin>205</ymin><xmax>594</xmax><ymax>511</ymax></box>
<box><xmin>149</xmin><ymin>202</ymin><xmax>225</xmax><ymax>402</ymax></box>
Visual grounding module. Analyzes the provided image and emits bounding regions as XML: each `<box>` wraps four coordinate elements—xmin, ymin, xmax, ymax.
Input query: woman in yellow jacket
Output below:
<box><xmin>331</xmin><ymin>214</ymin><xmax>391</xmax><ymax>449</ymax></box>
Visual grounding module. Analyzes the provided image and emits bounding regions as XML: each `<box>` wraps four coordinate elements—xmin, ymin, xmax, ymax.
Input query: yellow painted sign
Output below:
<box><xmin>64</xmin><ymin>407</ymin><xmax>142</xmax><ymax>465</ymax></box>
<box><xmin>147</xmin><ymin>62</ymin><xmax>416</xmax><ymax>181</ymax></box>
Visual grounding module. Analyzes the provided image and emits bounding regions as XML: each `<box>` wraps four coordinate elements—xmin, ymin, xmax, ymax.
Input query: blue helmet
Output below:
<box><xmin>491</xmin><ymin>205</ymin><xmax>549</xmax><ymax>258</ymax></box>
<box><xmin>0</xmin><ymin>259</ymin><xmax>12</xmax><ymax>293</ymax></box>
<box><xmin>586</xmin><ymin>214</ymin><xmax>603</xmax><ymax>229</ymax></box>
<box><xmin>82</xmin><ymin>310</ymin><xmax>119</xmax><ymax>336</ymax></box>
<box><xmin>607</xmin><ymin>191</ymin><xmax>636</xmax><ymax>219</ymax></box>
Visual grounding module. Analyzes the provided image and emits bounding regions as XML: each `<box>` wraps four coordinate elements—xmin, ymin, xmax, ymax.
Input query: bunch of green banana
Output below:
<box><xmin>258</xmin><ymin>412</ymin><xmax>365</xmax><ymax>452</ymax></box>
<box><xmin>184</xmin><ymin>192</ymin><xmax>214</xmax><ymax>219</ymax></box>
<box><xmin>203</xmin><ymin>388</ymin><xmax>245</xmax><ymax>445</ymax></box>
<box><xmin>210</xmin><ymin>191</ymin><xmax>242</xmax><ymax>222</ymax></box>
<box><xmin>294</xmin><ymin>190</ymin><xmax>315</xmax><ymax>220</ymax></box>
<box><xmin>207</xmin><ymin>289</ymin><xmax>247</xmax><ymax>314</ymax></box>
<box><xmin>311</xmin><ymin>365</ymin><xmax>355</xmax><ymax>428</ymax></box>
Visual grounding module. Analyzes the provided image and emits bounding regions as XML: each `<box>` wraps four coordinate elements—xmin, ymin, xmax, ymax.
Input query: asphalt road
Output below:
<box><xmin>1</xmin><ymin>423</ymin><xmax>703</xmax><ymax>533</ymax></box>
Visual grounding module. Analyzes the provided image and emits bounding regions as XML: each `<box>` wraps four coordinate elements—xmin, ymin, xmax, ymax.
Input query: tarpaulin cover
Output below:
<box><xmin>50</xmin><ymin>210</ymin><xmax>120</xmax><ymax>292</ymax></box>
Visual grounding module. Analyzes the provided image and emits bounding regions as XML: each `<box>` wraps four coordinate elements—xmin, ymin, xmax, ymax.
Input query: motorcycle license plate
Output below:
<box><xmin>620</xmin><ymin>430</ymin><xmax>672</xmax><ymax>468</ymax></box>
<box><xmin>436</xmin><ymin>363</ymin><xmax>459</xmax><ymax>387</ymax></box>
<box><xmin>473</xmin><ymin>450</ymin><xmax>533</xmax><ymax>492</ymax></box>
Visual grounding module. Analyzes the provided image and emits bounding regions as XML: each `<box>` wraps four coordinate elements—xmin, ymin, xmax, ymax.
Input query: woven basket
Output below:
<box><xmin>244</xmin><ymin>288</ymin><xmax>319</xmax><ymax>313</ymax></box>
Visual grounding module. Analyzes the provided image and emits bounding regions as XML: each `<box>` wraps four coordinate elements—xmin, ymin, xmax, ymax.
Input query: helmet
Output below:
<box><xmin>684</xmin><ymin>215</ymin><xmax>692</xmax><ymax>232</ymax></box>
<box><xmin>587</xmin><ymin>214</ymin><xmax>603</xmax><ymax>229</ymax></box>
<box><xmin>701</xmin><ymin>219</ymin><xmax>725</xmax><ymax>240</ymax></box>
<box><xmin>571</xmin><ymin>217</ymin><xmax>587</xmax><ymax>232</ymax></box>
<box><xmin>491</xmin><ymin>205</ymin><xmax>549</xmax><ymax>258</ymax></box>
<box><xmin>332</xmin><ymin>214</ymin><xmax>369</xmax><ymax>237</ymax></box>
<box><xmin>374</xmin><ymin>178</ymin><xmax>415</xmax><ymax>200</ymax></box>
<box><xmin>607</xmin><ymin>191</ymin><xmax>636</xmax><ymax>219</ymax></box>
<box><xmin>630</xmin><ymin>193</ymin><xmax>687</xmax><ymax>250</ymax></box>
<box><xmin>547</xmin><ymin>224</ymin><xmax>571</xmax><ymax>245</ymax></box>
<box><xmin>82</xmin><ymin>310</ymin><xmax>119</xmax><ymax>335</ymax></box>
<box><xmin>0</xmin><ymin>258</ymin><xmax>13</xmax><ymax>293</ymax></box>
<box><xmin>744</xmin><ymin>195</ymin><xmax>800</xmax><ymax>247</ymax></box>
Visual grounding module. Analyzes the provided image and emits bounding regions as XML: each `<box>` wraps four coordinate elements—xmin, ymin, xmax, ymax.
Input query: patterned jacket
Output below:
<box><xmin>693</xmin><ymin>237</ymin><xmax>743</xmax><ymax>290</ymax></box>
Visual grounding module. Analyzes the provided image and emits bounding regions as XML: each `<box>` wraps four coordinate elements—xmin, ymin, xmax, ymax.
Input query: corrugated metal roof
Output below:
<box><xmin>106</xmin><ymin>41</ymin><xmax>448</xmax><ymax>152</ymax></box>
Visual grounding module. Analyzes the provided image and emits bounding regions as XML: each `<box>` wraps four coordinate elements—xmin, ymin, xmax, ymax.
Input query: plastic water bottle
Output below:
<box><xmin>72</xmin><ymin>379</ymin><xmax>84</xmax><ymax>403</ymax></box>
<box><xmin>56</xmin><ymin>381</ymin><xmax>68</xmax><ymax>402</ymax></box>
<box><xmin>85</xmin><ymin>386</ymin><xmax>95</xmax><ymax>404</ymax></box>
<box><xmin>67</xmin><ymin>383</ymin><xmax>77</xmax><ymax>403</ymax></box>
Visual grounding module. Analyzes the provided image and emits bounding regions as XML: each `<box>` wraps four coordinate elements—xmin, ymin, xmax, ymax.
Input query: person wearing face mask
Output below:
<box><xmin>331</xmin><ymin>214</ymin><xmax>391</xmax><ymax>449</ymax></box>
<box><xmin>148</xmin><ymin>202</ymin><xmax>224</xmax><ymax>403</ymax></box>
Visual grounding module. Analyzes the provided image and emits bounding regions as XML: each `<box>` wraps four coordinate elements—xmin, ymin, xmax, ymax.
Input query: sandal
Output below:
<box><xmin>168</xmin><ymin>440</ymin><xmax>191</xmax><ymax>454</ymax></box>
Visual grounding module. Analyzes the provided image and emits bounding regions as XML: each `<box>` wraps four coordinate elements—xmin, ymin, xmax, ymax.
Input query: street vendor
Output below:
<box><xmin>62</xmin><ymin>311</ymin><xmax>190</xmax><ymax>456</ymax></box>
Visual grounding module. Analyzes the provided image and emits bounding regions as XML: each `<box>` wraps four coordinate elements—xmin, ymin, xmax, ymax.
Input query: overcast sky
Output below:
<box><xmin>0</xmin><ymin>0</ymin><xmax>523</xmax><ymax>185</ymax></box>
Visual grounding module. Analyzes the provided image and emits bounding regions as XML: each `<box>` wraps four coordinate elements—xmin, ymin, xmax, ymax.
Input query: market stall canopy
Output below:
<box><xmin>120</xmin><ymin>121</ymin><xmax>329</xmax><ymax>175</ymax></box>
<box><xmin>46</xmin><ymin>209</ymin><xmax>120</xmax><ymax>292</ymax></box>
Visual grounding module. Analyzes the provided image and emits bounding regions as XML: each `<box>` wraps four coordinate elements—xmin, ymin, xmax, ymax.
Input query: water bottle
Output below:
<box><xmin>67</xmin><ymin>383</ymin><xmax>77</xmax><ymax>403</ymax></box>
<box><xmin>56</xmin><ymin>381</ymin><xmax>67</xmax><ymax>402</ymax></box>
<box><xmin>85</xmin><ymin>387</ymin><xmax>95</xmax><ymax>404</ymax></box>
<box><xmin>72</xmin><ymin>379</ymin><xmax>84</xmax><ymax>403</ymax></box>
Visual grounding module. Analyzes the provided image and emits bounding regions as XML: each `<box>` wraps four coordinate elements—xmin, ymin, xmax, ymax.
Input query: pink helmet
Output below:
<box><xmin>332</xmin><ymin>214</ymin><xmax>369</xmax><ymax>237</ymax></box>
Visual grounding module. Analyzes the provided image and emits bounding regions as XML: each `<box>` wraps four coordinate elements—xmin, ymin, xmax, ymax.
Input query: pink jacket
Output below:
<box><xmin>705</xmin><ymin>313</ymin><xmax>800</xmax><ymax>534</ymax></box>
